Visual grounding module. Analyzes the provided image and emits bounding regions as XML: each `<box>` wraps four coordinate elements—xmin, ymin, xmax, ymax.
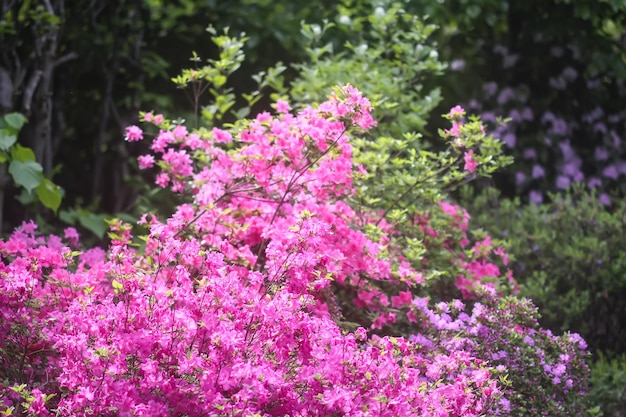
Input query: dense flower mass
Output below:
<box><xmin>0</xmin><ymin>87</ymin><xmax>589</xmax><ymax>416</ymax></box>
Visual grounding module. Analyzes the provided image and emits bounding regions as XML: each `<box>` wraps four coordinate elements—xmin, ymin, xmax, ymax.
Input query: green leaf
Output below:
<box><xmin>59</xmin><ymin>209</ymin><xmax>78</xmax><ymax>225</ymax></box>
<box><xmin>15</xmin><ymin>189</ymin><xmax>37</xmax><ymax>205</ymax></box>
<box><xmin>4</xmin><ymin>112</ymin><xmax>27</xmax><ymax>130</ymax></box>
<box><xmin>112</xmin><ymin>279</ymin><xmax>123</xmax><ymax>291</ymax></box>
<box><xmin>1</xmin><ymin>406</ymin><xmax>15</xmax><ymax>415</ymax></box>
<box><xmin>0</xmin><ymin>131</ymin><xmax>17</xmax><ymax>151</ymax></box>
<box><xmin>35</xmin><ymin>178</ymin><xmax>62</xmax><ymax>212</ymax></box>
<box><xmin>78</xmin><ymin>212</ymin><xmax>108</xmax><ymax>239</ymax></box>
<box><xmin>10</xmin><ymin>144</ymin><xmax>36</xmax><ymax>162</ymax></box>
<box><xmin>8</xmin><ymin>160</ymin><xmax>43</xmax><ymax>192</ymax></box>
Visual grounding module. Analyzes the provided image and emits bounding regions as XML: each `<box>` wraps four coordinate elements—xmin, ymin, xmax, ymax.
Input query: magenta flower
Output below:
<box><xmin>275</xmin><ymin>99</ymin><xmax>291</xmax><ymax>113</ymax></box>
<box><xmin>137</xmin><ymin>154</ymin><xmax>155</xmax><ymax>169</ymax></box>
<box><xmin>124</xmin><ymin>125</ymin><xmax>143</xmax><ymax>142</ymax></box>
<box><xmin>464</xmin><ymin>150</ymin><xmax>478</xmax><ymax>173</ymax></box>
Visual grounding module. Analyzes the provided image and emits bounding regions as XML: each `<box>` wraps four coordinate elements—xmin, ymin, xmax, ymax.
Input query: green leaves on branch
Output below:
<box><xmin>282</xmin><ymin>1</ymin><xmax>446</xmax><ymax>140</ymax></box>
<box><xmin>171</xmin><ymin>27</ymin><xmax>261</xmax><ymax>126</ymax></box>
<box><xmin>0</xmin><ymin>113</ymin><xmax>62</xmax><ymax>212</ymax></box>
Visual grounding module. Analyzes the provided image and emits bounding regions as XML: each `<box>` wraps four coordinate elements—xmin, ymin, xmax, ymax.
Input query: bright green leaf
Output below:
<box><xmin>78</xmin><ymin>213</ymin><xmax>108</xmax><ymax>239</ymax></box>
<box><xmin>112</xmin><ymin>279</ymin><xmax>123</xmax><ymax>291</ymax></box>
<box><xmin>59</xmin><ymin>209</ymin><xmax>78</xmax><ymax>225</ymax></box>
<box><xmin>0</xmin><ymin>131</ymin><xmax>17</xmax><ymax>151</ymax></box>
<box><xmin>8</xmin><ymin>160</ymin><xmax>43</xmax><ymax>192</ymax></box>
<box><xmin>16</xmin><ymin>189</ymin><xmax>37</xmax><ymax>205</ymax></box>
<box><xmin>10</xmin><ymin>144</ymin><xmax>36</xmax><ymax>162</ymax></box>
<box><xmin>35</xmin><ymin>178</ymin><xmax>62</xmax><ymax>212</ymax></box>
<box><xmin>4</xmin><ymin>112</ymin><xmax>27</xmax><ymax>130</ymax></box>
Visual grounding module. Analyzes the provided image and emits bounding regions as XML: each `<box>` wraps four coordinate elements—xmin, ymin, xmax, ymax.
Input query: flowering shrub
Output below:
<box><xmin>461</xmin><ymin>185</ymin><xmax>626</xmax><ymax>358</ymax></box>
<box><xmin>1</xmin><ymin>86</ymin><xmax>589</xmax><ymax>415</ymax></box>
<box><xmin>410</xmin><ymin>292</ymin><xmax>590</xmax><ymax>416</ymax></box>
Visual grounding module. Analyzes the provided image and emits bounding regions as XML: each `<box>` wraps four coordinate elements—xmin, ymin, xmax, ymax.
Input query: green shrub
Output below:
<box><xmin>588</xmin><ymin>353</ymin><xmax>626</xmax><ymax>417</ymax></box>
<box><xmin>460</xmin><ymin>185</ymin><xmax>626</xmax><ymax>357</ymax></box>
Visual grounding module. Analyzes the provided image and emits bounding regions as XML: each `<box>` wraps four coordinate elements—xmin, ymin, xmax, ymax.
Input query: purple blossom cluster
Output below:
<box><xmin>464</xmin><ymin>42</ymin><xmax>626</xmax><ymax>204</ymax></box>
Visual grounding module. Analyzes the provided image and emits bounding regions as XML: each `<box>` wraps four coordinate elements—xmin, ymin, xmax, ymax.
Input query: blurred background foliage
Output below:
<box><xmin>2</xmin><ymin>0</ymin><xmax>626</xmax><ymax>414</ymax></box>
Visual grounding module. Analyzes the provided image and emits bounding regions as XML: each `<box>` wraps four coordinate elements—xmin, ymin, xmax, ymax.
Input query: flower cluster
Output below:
<box><xmin>410</xmin><ymin>292</ymin><xmax>590</xmax><ymax>416</ymax></box>
<box><xmin>0</xmin><ymin>87</ymin><xmax>589</xmax><ymax>415</ymax></box>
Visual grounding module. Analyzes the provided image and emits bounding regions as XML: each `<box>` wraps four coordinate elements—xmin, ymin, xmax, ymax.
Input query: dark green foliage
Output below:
<box><xmin>461</xmin><ymin>185</ymin><xmax>626</xmax><ymax>357</ymax></box>
<box><xmin>588</xmin><ymin>353</ymin><xmax>626</xmax><ymax>417</ymax></box>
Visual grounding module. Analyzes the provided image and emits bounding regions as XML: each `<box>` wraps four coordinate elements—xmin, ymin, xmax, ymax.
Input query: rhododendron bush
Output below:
<box><xmin>1</xmin><ymin>86</ymin><xmax>589</xmax><ymax>416</ymax></box>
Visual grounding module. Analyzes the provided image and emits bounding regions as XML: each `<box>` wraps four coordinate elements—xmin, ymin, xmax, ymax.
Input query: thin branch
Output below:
<box><xmin>21</xmin><ymin>70</ymin><xmax>42</xmax><ymax>114</ymax></box>
<box><xmin>53</xmin><ymin>52</ymin><xmax>78</xmax><ymax>68</ymax></box>
<box><xmin>43</xmin><ymin>0</ymin><xmax>56</xmax><ymax>15</ymax></box>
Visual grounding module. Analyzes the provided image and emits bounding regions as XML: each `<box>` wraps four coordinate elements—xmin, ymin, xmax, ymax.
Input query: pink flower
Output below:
<box><xmin>275</xmin><ymin>99</ymin><xmax>291</xmax><ymax>113</ymax></box>
<box><xmin>155</xmin><ymin>173</ymin><xmax>170</xmax><ymax>188</ymax></box>
<box><xmin>125</xmin><ymin>125</ymin><xmax>143</xmax><ymax>142</ymax></box>
<box><xmin>64</xmin><ymin>227</ymin><xmax>79</xmax><ymax>243</ymax></box>
<box><xmin>212</xmin><ymin>127</ymin><xmax>232</xmax><ymax>143</ymax></box>
<box><xmin>464</xmin><ymin>150</ymin><xmax>478</xmax><ymax>173</ymax></box>
<box><xmin>152</xmin><ymin>114</ymin><xmax>164</xmax><ymax>125</ymax></box>
<box><xmin>256</xmin><ymin>111</ymin><xmax>272</xmax><ymax>123</ymax></box>
<box><xmin>448</xmin><ymin>105</ymin><xmax>465</xmax><ymax>120</ymax></box>
<box><xmin>172</xmin><ymin>125</ymin><xmax>188</xmax><ymax>139</ymax></box>
<box><xmin>138</xmin><ymin>154</ymin><xmax>155</xmax><ymax>169</ymax></box>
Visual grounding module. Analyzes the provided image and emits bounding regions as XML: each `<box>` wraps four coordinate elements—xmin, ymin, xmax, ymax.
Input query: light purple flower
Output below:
<box><xmin>522</xmin><ymin>107</ymin><xmax>534</xmax><ymax>121</ymax></box>
<box><xmin>530</xmin><ymin>190</ymin><xmax>543</xmax><ymax>204</ymax></box>
<box><xmin>562</xmin><ymin>67</ymin><xmax>578</xmax><ymax>81</ymax></box>
<box><xmin>503</xmin><ymin>133</ymin><xmax>516</xmax><ymax>148</ymax></box>
<box><xmin>556</xmin><ymin>175</ymin><xmax>570</xmax><ymax>189</ymax></box>
<box><xmin>551</xmin><ymin>118</ymin><xmax>569</xmax><ymax>136</ymax></box>
<box><xmin>583</xmin><ymin>107</ymin><xmax>603</xmax><ymax>123</ymax></box>
<box><xmin>497</xmin><ymin>87</ymin><xmax>515</xmax><ymax>105</ymax></box>
<box><xmin>493</xmin><ymin>44</ymin><xmax>508</xmax><ymax>55</ymax></box>
<box><xmin>553</xmin><ymin>363</ymin><xmax>566</xmax><ymax>377</ymax></box>
<box><xmin>587</xmin><ymin>177</ymin><xmax>602</xmax><ymax>189</ymax></box>
<box><xmin>451</xmin><ymin>59</ymin><xmax>466</xmax><ymax>71</ymax></box>
<box><xmin>573</xmin><ymin>171</ymin><xmax>585</xmax><ymax>182</ymax></box>
<box><xmin>542</xmin><ymin>112</ymin><xmax>555</xmax><ymax>124</ymax></box>
<box><xmin>587</xmin><ymin>79</ymin><xmax>601</xmax><ymax>89</ymax></box>
<box><xmin>563</xmin><ymin>159</ymin><xmax>581</xmax><ymax>177</ymax></box>
<box><xmin>600</xmin><ymin>193</ymin><xmax>612</xmax><ymax>206</ymax></box>
<box><xmin>611</xmin><ymin>130</ymin><xmax>621</xmax><ymax>147</ymax></box>
<box><xmin>532</xmin><ymin>165</ymin><xmax>545</xmax><ymax>179</ymax></box>
<box><xmin>559</xmin><ymin>141</ymin><xmax>574</xmax><ymax>159</ymax></box>
<box><xmin>483</xmin><ymin>82</ymin><xmax>498</xmax><ymax>98</ymax></box>
<box><xmin>516</xmin><ymin>171</ymin><xmax>526</xmax><ymax>186</ymax></box>
<box><xmin>594</xmin><ymin>123</ymin><xmax>607</xmax><ymax>134</ymax></box>
<box><xmin>602</xmin><ymin>165</ymin><xmax>618</xmax><ymax>179</ymax></box>
<box><xmin>508</xmin><ymin>109</ymin><xmax>522</xmax><ymax>122</ymax></box>
<box><xmin>595</xmin><ymin>147</ymin><xmax>609</xmax><ymax>161</ymax></box>
<box><xmin>523</xmin><ymin>148</ymin><xmax>537</xmax><ymax>159</ymax></box>
<box><xmin>549</xmin><ymin>76</ymin><xmax>567</xmax><ymax>90</ymax></box>
<box><xmin>481</xmin><ymin>111</ymin><xmax>497</xmax><ymax>123</ymax></box>
<box><xmin>499</xmin><ymin>397</ymin><xmax>511</xmax><ymax>412</ymax></box>
<box><xmin>503</xmin><ymin>54</ymin><xmax>520</xmax><ymax>68</ymax></box>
